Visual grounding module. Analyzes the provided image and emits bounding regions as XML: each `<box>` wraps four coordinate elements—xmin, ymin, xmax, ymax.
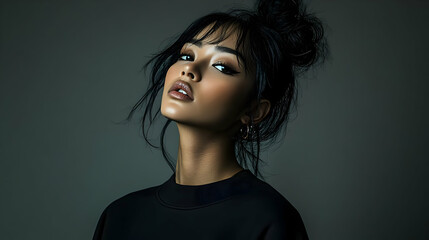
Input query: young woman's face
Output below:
<box><xmin>161</xmin><ymin>26</ymin><xmax>254</xmax><ymax>133</ymax></box>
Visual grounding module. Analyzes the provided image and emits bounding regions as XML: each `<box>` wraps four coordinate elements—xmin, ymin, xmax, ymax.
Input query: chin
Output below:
<box><xmin>161</xmin><ymin>104</ymin><xmax>188</xmax><ymax>122</ymax></box>
<box><xmin>160</xmin><ymin>106</ymin><xmax>177</xmax><ymax>119</ymax></box>
<box><xmin>161</xmin><ymin>94</ymin><xmax>193</xmax><ymax>120</ymax></box>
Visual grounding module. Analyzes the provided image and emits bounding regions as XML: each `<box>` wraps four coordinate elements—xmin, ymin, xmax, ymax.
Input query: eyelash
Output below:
<box><xmin>177</xmin><ymin>53</ymin><xmax>239</xmax><ymax>75</ymax></box>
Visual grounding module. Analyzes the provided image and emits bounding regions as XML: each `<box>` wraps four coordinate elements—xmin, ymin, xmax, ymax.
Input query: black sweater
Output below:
<box><xmin>92</xmin><ymin>169</ymin><xmax>309</xmax><ymax>239</ymax></box>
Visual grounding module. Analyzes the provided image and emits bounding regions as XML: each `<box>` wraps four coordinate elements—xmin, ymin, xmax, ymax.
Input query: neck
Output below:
<box><xmin>174</xmin><ymin>123</ymin><xmax>243</xmax><ymax>186</ymax></box>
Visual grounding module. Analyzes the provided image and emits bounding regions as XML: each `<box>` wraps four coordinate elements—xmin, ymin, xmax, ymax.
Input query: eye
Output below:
<box><xmin>178</xmin><ymin>53</ymin><xmax>193</xmax><ymax>61</ymax></box>
<box><xmin>213</xmin><ymin>62</ymin><xmax>240</xmax><ymax>75</ymax></box>
<box><xmin>178</xmin><ymin>52</ymin><xmax>240</xmax><ymax>76</ymax></box>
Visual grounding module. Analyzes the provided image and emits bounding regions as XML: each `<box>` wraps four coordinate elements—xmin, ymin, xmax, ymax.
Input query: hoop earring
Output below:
<box><xmin>240</xmin><ymin>124</ymin><xmax>251</xmax><ymax>140</ymax></box>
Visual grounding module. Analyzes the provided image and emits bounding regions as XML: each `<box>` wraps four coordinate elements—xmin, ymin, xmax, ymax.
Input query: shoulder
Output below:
<box><xmin>244</xmin><ymin>177</ymin><xmax>308</xmax><ymax>239</ymax></box>
<box><xmin>92</xmin><ymin>185</ymin><xmax>162</xmax><ymax>239</ymax></box>
<box><xmin>244</xmin><ymin>174</ymin><xmax>301</xmax><ymax>215</ymax></box>
<box><xmin>103</xmin><ymin>185</ymin><xmax>159</xmax><ymax>214</ymax></box>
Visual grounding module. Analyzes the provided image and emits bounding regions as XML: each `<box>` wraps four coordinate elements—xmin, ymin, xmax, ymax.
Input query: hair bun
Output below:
<box><xmin>255</xmin><ymin>0</ymin><xmax>327</xmax><ymax>69</ymax></box>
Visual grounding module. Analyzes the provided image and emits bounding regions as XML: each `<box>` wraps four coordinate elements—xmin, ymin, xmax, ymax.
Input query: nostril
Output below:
<box><xmin>181</xmin><ymin>70</ymin><xmax>196</xmax><ymax>80</ymax></box>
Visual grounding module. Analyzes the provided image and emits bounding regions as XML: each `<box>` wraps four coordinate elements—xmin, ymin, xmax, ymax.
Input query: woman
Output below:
<box><xmin>93</xmin><ymin>0</ymin><xmax>328</xmax><ymax>239</ymax></box>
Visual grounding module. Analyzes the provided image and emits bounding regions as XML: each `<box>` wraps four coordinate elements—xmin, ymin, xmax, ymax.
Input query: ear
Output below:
<box><xmin>240</xmin><ymin>99</ymin><xmax>271</xmax><ymax>125</ymax></box>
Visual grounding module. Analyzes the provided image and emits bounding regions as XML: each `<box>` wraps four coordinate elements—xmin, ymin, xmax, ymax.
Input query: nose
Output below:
<box><xmin>181</xmin><ymin>65</ymin><xmax>201</xmax><ymax>82</ymax></box>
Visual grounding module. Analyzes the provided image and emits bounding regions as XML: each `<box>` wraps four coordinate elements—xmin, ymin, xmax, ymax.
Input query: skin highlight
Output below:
<box><xmin>160</xmin><ymin>24</ymin><xmax>270</xmax><ymax>186</ymax></box>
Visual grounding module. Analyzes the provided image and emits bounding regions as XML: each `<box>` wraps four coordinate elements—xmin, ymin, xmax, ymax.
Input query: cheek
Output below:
<box><xmin>195</xmin><ymin>78</ymin><xmax>251</xmax><ymax>122</ymax></box>
<box><xmin>200</xmin><ymin>82</ymin><xmax>240</xmax><ymax>104</ymax></box>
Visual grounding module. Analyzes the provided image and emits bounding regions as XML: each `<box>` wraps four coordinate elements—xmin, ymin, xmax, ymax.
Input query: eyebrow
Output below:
<box><xmin>187</xmin><ymin>38</ymin><xmax>245</xmax><ymax>64</ymax></box>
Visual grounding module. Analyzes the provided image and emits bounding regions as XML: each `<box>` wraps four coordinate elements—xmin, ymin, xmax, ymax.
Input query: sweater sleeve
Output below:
<box><xmin>263</xmin><ymin>207</ymin><xmax>309</xmax><ymax>240</ymax></box>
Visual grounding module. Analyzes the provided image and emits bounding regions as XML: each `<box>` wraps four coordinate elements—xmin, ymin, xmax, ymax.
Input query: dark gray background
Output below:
<box><xmin>1</xmin><ymin>0</ymin><xmax>428</xmax><ymax>239</ymax></box>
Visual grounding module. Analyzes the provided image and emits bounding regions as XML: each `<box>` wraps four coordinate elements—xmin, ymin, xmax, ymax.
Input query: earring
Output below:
<box><xmin>240</xmin><ymin>124</ymin><xmax>254</xmax><ymax>140</ymax></box>
<box><xmin>241</xmin><ymin>124</ymin><xmax>249</xmax><ymax>140</ymax></box>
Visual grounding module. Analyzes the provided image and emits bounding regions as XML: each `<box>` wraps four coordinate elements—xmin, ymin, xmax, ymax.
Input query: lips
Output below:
<box><xmin>168</xmin><ymin>80</ymin><xmax>194</xmax><ymax>101</ymax></box>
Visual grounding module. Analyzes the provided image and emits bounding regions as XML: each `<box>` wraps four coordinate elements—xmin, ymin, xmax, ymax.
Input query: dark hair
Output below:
<box><xmin>121</xmin><ymin>0</ymin><xmax>329</xmax><ymax>181</ymax></box>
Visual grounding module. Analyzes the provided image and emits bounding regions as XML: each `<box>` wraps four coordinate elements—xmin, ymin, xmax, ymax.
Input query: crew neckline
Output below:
<box><xmin>156</xmin><ymin>169</ymin><xmax>254</xmax><ymax>209</ymax></box>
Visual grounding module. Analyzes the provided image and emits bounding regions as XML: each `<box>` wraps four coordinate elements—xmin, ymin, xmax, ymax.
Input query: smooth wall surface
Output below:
<box><xmin>1</xmin><ymin>0</ymin><xmax>428</xmax><ymax>239</ymax></box>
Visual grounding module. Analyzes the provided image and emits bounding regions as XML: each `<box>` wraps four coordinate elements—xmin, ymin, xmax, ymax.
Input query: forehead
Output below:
<box><xmin>192</xmin><ymin>23</ymin><xmax>239</xmax><ymax>49</ymax></box>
